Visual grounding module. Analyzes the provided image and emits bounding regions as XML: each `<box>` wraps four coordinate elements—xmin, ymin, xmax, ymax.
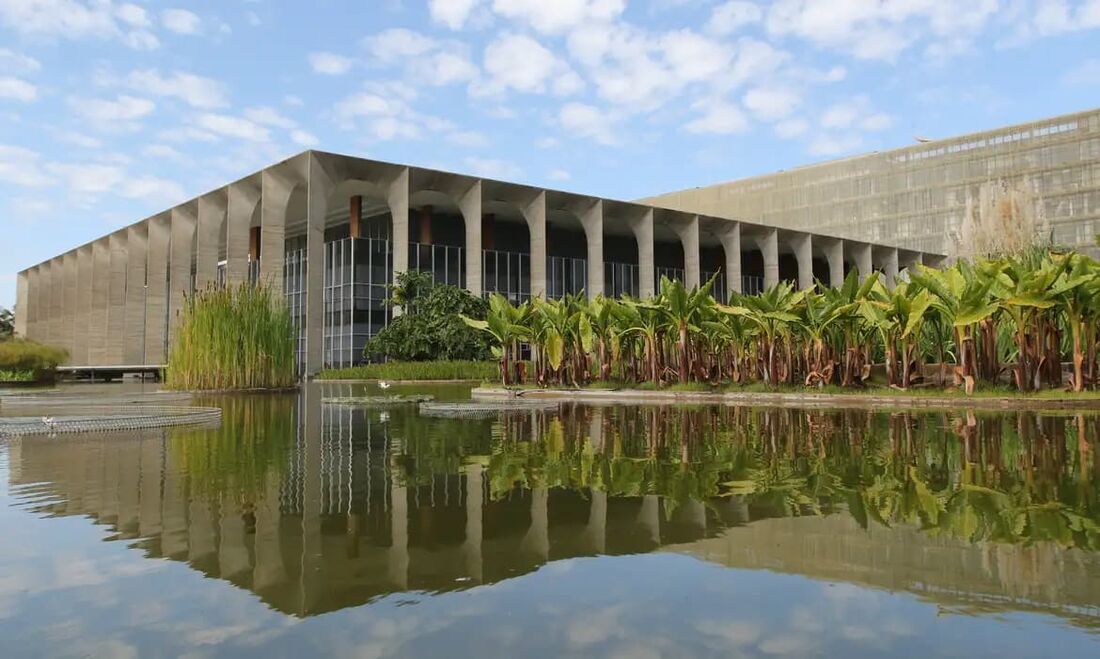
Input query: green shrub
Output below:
<box><xmin>165</xmin><ymin>283</ymin><xmax>297</xmax><ymax>391</ymax></box>
<box><xmin>363</xmin><ymin>271</ymin><xmax>493</xmax><ymax>362</ymax></box>
<box><xmin>318</xmin><ymin>360</ymin><xmax>498</xmax><ymax>381</ymax></box>
<box><xmin>0</xmin><ymin>339</ymin><xmax>67</xmax><ymax>376</ymax></box>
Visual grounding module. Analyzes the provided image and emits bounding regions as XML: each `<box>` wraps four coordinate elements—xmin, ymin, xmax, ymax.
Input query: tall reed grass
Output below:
<box><xmin>165</xmin><ymin>283</ymin><xmax>297</xmax><ymax>391</ymax></box>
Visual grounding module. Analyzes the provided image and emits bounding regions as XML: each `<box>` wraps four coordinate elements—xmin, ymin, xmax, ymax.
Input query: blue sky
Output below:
<box><xmin>2</xmin><ymin>0</ymin><xmax>1099</xmax><ymax>309</ymax></box>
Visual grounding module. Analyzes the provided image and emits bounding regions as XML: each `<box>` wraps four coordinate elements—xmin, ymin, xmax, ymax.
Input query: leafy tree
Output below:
<box><xmin>365</xmin><ymin>270</ymin><xmax>493</xmax><ymax>362</ymax></box>
<box><xmin>0</xmin><ymin>306</ymin><xmax>13</xmax><ymax>340</ymax></box>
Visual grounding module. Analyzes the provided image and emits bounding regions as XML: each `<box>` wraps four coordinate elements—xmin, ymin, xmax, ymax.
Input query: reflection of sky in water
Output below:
<box><xmin>2</xmin><ymin>444</ymin><xmax>1099</xmax><ymax>659</ymax></box>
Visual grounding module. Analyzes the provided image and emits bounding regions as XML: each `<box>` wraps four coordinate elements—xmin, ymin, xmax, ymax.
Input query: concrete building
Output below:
<box><xmin>644</xmin><ymin>108</ymin><xmax>1100</xmax><ymax>256</ymax></box>
<box><xmin>13</xmin><ymin>150</ymin><xmax>937</xmax><ymax>375</ymax></box>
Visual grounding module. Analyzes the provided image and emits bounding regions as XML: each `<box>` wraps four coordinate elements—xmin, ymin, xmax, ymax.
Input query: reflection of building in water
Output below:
<box><xmin>5</xmin><ymin>405</ymin><xmax>1100</xmax><ymax>628</ymax></box>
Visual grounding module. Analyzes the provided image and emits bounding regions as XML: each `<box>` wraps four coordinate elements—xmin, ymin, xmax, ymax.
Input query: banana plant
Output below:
<box><xmin>460</xmin><ymin>293</ymin><xmax>530</xmax><ymax>385</ymax></box>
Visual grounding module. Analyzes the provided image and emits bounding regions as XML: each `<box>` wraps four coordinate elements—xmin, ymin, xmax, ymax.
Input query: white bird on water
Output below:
<box><xmin>378</xmin><ymin>381</ymin><xmax>392</xmax><ymax>390</ymax></box>
<box><xmin>41</xmin><ymin>416</ymin><xmax>55</xmax><ymax>427</ymax></box>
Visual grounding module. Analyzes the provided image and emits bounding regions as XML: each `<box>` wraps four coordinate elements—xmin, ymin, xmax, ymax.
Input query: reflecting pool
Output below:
<box><xmin>2</xmin><ymin>383</ymin><xmax>1100</xmax><ymax>657</ymax></box>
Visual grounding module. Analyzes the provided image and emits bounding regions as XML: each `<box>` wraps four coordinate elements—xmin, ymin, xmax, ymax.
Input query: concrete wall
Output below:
<box><xmin>642</xmin><ymin>108</ymin><xmax>1100</xmax><ymax>256</ymax></box>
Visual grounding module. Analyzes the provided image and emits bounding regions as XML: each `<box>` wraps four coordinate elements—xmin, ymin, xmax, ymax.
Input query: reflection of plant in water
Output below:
<box><xmin>169</xmin><ymin>394</ymin><xmax>297</xmax><ymax>503</ymax></box>
<box><xmin>476</xmin><ymin>405</ymin><xmax>1100</xmax><ymax>550</ymax></box>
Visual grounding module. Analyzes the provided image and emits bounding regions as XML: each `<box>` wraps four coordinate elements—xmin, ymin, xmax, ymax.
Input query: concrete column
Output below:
<box><xmin>521</xmin><ymin>487</ymin><xmax>550</xmax><ymax>562</ymax></box>
<box><xmin>37</xmin><ymin>262</ymin><xmax>52</xmax><ymax>344</ymax></box>
<box><xmin>13</xmin><ymin>271</ymin><xmax>27</xmax><ymax>338</ymax></box>
<box><xmin>124</xmin><ymin>225</ymin><xmax>148</xmax><ymax>365</ymax></box>
<box><xmin>90</xmin><ymin>239</ymin><xmax>110</xmax><ymax>366</ymax></box>
<box><xmin>218</xmin><ymin>501</ymin><xmax>252</xmax><ymax>580</ymax></box>
<box><xmin>107</xmin><ymin>232</ymin><xmax>127</xmax><ymax>364</ymax></box>
<box><xmin>24</xmin><ymin>266</ymin><xmax>39</xmax><ymax>342</ymax></box>
<box><xmin>388</xmin><ymin>478</ymin><xmax>408</xmax><ymax>589</ymax></box>
<box><xmin>639</xmin><ymin>494</ymin><xmax>661</xmax><ymax>547</ymax></box>
<box><xmin>50</xmin><ymin>258</ymin><xmax>64</xmax><ymax>349</ymax></box>
<box><xmin>881</xmin><ymin>248</ymin><xmax>900</xmax><ymax>289</ymax></box>
<box><xmin>305</xmin><ymin>153</ymin><xmax>333</xmax><ymax>377</ymax></box>
<box><xmin>628</xmin><ymin>209</ymin><xmax>655</xmax><ymax>298</ymax></box>
<box><xmin>457</xmin><ymin>180</ymin><xmax>483</xmax><ymax>296</ymax></box>
<box><xmin>169</xmin><ymin>205</ymin><xmax>196</xmax><ymax>348</ymax></box>
<box><xmin>226</xmin><ymin>179</ymin><xmax>260</xmax><ymax>286</ymax></box>
<box><xmin>196</xmin><ymin>191</ymin><xmax>226</xmax><ymax>290</ymax></box>
<box><xmin>671</xmin><ymin>215</ymin><xmax>701</xmax><ymax>289</ymax></box>
<box><xmin>260</xmin><ymin>168</ymin><xmax>293</xmax><ymax>289</ymax></box>
<box><xmin>463</xmin><ymin>463</ymin><xmax>483</xmax><ymax>582</ymax></box>
<box><xmin>253</xmin><ymin>470</ymin><xmax>286</xmax><ymax>590</ymax></box>
<box><xmin>61</xmin><ymin>252</ymin><xmax>77</xmax><ymax>360</ymax></box>
<box><xmin>301</xmin><ymin>384</ymin><xmax>323</xmax><ymax>613</ymax></box>
<box><xmin>188</xmin><ymin>499</ymin><xmax>217</xmax><ymax>565</ymax></box>
<box><xmin>578</xmin><ymin>200</ymin><xmax>604</xmax><ymax>298</ymax></box>
<box><xmin>756</xmin><ymin>229</ymin><xmax>779</xmax><ymax>290</ymax></box>
<box><xmin>138</xmin><ymin>438</ymin><xmax>163</xmax><ymax>538</ymax></box>
<box><xmin>75</xmin><ymin>246</ymin><xmax>94</xmax><ymax>364</ymax></box>
<box><xmin>825</xmin><ymin>239</ymin><xmax>845</xmax><ymax>288</ymax></box>
<box><xmin>790</xmin><ymin>233</ymin><xmax>813</xmax><ymax>290</ymax></box>
<box><xmin>523</xmin><ymin>191</ymin><xmax>547</xmax><ymax>298</ymax></box>
<box><xmin>388</xmin><ymin>168</ymin><xmax>410</xmax><ymax>281</ymax></box>
<box><xmin>145</xmin><ymin>215</ymin><xmax>170</xmax><ymax>364</ymax></box>
<box><xmin>586</xmin><ymin>490</ymin><xmax>607</xmax><ymax>554</ymax></box>
<box><xmin>716</xmin><ymin>222</ymin><xmax>742</xmax><ymax>296</ymax></box>
<box><xmin>852</xmin><ymin>243</ymin><xmax>873</xmax><ymax>282</ymax></box>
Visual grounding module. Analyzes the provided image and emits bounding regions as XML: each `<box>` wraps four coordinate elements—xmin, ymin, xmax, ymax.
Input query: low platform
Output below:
<box><xmin>57</xmin><ymin>365</ymin><xmax>166</xmax><ymax>381</ymax></box>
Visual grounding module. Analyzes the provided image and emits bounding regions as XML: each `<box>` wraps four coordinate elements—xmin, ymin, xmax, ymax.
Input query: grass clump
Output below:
<box><xmin>0</xmin><ymin>339</ymin><xmax>67</xmax><ymax>382</ymax></box>
<box><xmin>165</xmin><ymin>283</ymin><xmax>297</xmax><ymax>391</ymax></box>
<box><xmin>318</xmin><ymin>360</ymin><xmax>497</xmax><ymax>381</ymax></box>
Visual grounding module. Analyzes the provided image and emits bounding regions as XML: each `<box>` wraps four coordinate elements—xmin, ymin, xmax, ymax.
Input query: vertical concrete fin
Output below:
<box><xmin>627</xmin><ymin>208</ymin><xmax>655</xmax><ymax>299</ymax></box>
<box><xmin>169</xmin><ymin>205</ymin><xmax>197</xmax><ymax>349</ymax></box>
<box><xmin>457</xmin><ymin>179</ymin><xmax>483</xmax><ymax>295</ymax></box>
<box><xmin>107</xmin><ymin>232</ymin><xmax>128</xmax><ymax>364</ymax></box>
<box><xmin>579</xmin><ymin>199</ymin><xmax>604</xmax><ymax>298</ymax></box>
<box><xmin>523</xmin><ymin>191</ymin><xmax>547</xmax><ymax>299</ymax></box>
<box><xmin>124</xmin><ymin>224</ymin><xmax>148</xmax><ymax>365</ymax></box>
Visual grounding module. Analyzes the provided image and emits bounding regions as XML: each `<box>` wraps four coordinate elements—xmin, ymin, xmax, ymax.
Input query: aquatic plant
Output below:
<box><xmin>164</xmin><ymin>283</ymin><xmax>296</xmax><ymax>391</ymax></box>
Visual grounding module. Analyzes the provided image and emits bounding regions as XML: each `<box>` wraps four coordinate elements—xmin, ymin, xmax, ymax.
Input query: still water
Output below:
<box><xmin>2</xmin><ymin>383</ymin><xmax>1100</xmax><ymax>658</ymax></box>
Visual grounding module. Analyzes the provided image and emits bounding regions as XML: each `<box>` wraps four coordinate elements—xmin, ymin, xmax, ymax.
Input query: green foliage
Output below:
<box><xmin>165</xmin><ymin>283</ymin><xmax>297</xmax><ymax>391</ymax></box>
<box><xmin>318</xmin><ymin>359</ymin><xmax>498</xmax><ymax>381</ymax></box>
<box><xmin>0</xmin><ymin>339</ymin><xmax>67</xmax><ymax>380</ymax></box>
<box><xmin>364</xmin><ymin>270</ymin><xmax>493</xmax><ymax>362</ymax></box>
<box><xmin>0</xmin><ymin>306</ymin><xmax>13</xmax><ymax>340</ymax></box>
<box><xmin>464</xmin><ymin>249</ymin><xmax>1100</xmax><ymax>395</ymax></box>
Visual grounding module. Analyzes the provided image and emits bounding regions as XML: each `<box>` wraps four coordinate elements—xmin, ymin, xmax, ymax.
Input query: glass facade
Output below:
<box><xmin>322</xmin><ymin>237</ymin><xmax>392</xmax><ymax>370</ymax></box>
<box><xmin>483</xmin><ymin>249</ymin><xmax>530</xmax><ymax>303</ymax></box>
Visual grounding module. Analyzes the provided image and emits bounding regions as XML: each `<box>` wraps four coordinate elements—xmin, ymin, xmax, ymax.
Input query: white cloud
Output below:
<box><xmin>244</xmin><ymin>106</ymin><xmax>296</xmax><ymax>129</ymax></box>
<box><xmin>743</xmin><ymin>86</ymin><xmax>800</xmax><ymax>120</ymax></box>
<box><xmin>430</xmin><ymin>0</ymin><xmax>481</xmax><ymax>29</ymax></box>
<box><xmin>819</xmin><ymin>95</ymin><xmax>890</xmax><ymax>132</ymax></box>
<box><xmin>142</xmin><ymin>144</ymin><xmax>185</xmax><ymax>160</ymax></box>
<box><xmin>861</xmin><ymin>112</ymin><xmax>892</xmax><ymax>131</ymax></box>
<box><xmin>536</xmin><ymin>136</ymin><xmax>559</xmax><ymax>148</ymax></box>
<box><xmin>491</xmin><ymin>0</ymin><xmax>627</xmax><ymax>33</ymax></box>
<box><xmin>364</xmin><ymin>28</ymin><xmax>439</xmax><ymax>63</ymax></box>
<box><xmin>765</xmin><ymin>0</ymin><xmax>1000</xmax><ymax>61</ymax></box>
<box><xmin>0</xmin><ymin>144</ymin><xmax>50</xmax><ymax>187</ymax></box>
<box><xmin>659</xmin><ymin>30</ymin><xmax>734</xmax><ymax>82</ymax></box>
<box><xmin>774</xmin><ymin>117</ymin><xmax>808</xmax><ymax>138</ymax></box>
<box><xmin>116</xmin><ymin>4</ymin><xmax>151</xmax><ymax>28</ymax></box>
<box><xmin>53</xmin><ymin>131</ymin><xmax>102</xmax><ymax>149</ymax></box>
<box><xmin>68</xmin><ymin>94</ymin><xmax>155</xmax><ymax>126</ymax></box>
<box><xmin>193</xmin><ymin>113</ymin><xmax>271</xmax><ymax>142</ymax></box>
<box><xmin>46</xmin><ymin>162</ymin><xmax>126</xmax><ymax>194</ymax></box>
<box><xmin>161</xmin><ymin>8</ymin><xmax>201</xmax><ymax>35</ymax></box>
<box><xmin>559</xmin><ymin>102</ymin><xmax>616</xmax><ymax>144</ymax></box>
<box><xmin>0</xmin><ymin>49</ymin><xmax>41</xmax><ymax>74</ymax></box>
<box><xmin>479</xmin><ymin>33</ymin><xmax>581</xmax><ymax>96</ymax></box>
<box><xmin>707</xmin><ymin>1</ymin><xmax>763</xmax><ymax>35</ymax></box>
<box><xmin>284</xmin><ymin>94</ymin><xmax>304</xmax><ymax>107</ymax></box>
<box><xmin>547</xmin><ymin>168</ymin><xmax>570</xmax><ymax>181</ymax></box>
<box><xmin>0</xmin><ymin>76</ymin><xmax>37</xmax><ymax>102</ymax></box>
<box><xmin>685</xmin><ymin>101</ymin><xmax>750</xmax><ymax>135</ymax></box>
<box><xmin>447</xmin><ymin>130</ymin><xmax>489</xmax><ymax>147</ymax></box>
<box><xmin>290</xmin><ymin>129</ymin><xmax>319</xmax><ymax>146</ymax></box>
<box><xmin>119</xmin><ymin>176</ymin><xmax>186</xmax><ymax>203</ymax></box>
<box><xmin>309</xmin><ymin>52</ymin><xmax>353</xmax><ymax>75</ymax></box>
<box><xmin>126</xmin><ymin>69</ymin><xmax>228</xmax><ymax>109</ymax></box>
<box><xmin>411</xmin><ymin>51</ymin><xmax>480</xmax><ymax>85</ymax></box>
<box><xmin>246</xmin><ymin>11</ymin><xmax>261</xmax><ymax>27</ymax></box>
<box><xmin>464</xmin><ymin>156</ymin><xmax>522</xmax><ymax>179</ymax></box>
